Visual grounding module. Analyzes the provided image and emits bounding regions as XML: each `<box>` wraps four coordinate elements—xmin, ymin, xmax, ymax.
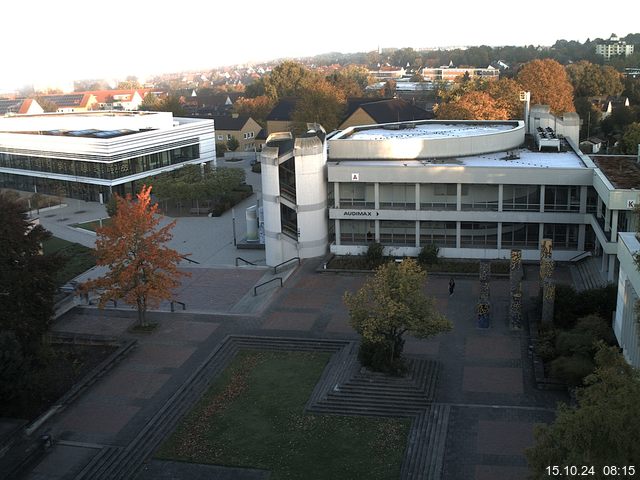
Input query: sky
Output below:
<box><xmin>1</xmin><ymin>0</ymin><xmax>638</xmax><ymax>92</ymax></box>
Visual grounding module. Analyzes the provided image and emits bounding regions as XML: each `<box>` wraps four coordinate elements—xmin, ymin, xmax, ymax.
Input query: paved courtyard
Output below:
<box><xmin>22</xmin><ymin>255</ymin><xmax>569</xmax><ymax>480</ymax></box>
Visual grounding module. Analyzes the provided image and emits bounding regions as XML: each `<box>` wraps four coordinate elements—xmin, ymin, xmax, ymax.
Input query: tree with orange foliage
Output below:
<box><xmin>292</xmin><ymin>78</ymin><xmax>347</xmax><ymax>132</ymax></box>
<box><xmin>517</xmin><ymin>59</ymin><xmax>575</xmax><ymax>115</ymax></box>
<box><xmin>84</xmin><ymin>186</ymin><xmax>189</xmax><ymax>327</ymax></box>
<box><xmin>436</xmin><ymin>91</ymin><xmax>509</xmax><ymax>120</ymax></box>
<box><xmin>233</xmin><ymin>95</ymin><xmax>275</xmax><ymax>128</ymax></box>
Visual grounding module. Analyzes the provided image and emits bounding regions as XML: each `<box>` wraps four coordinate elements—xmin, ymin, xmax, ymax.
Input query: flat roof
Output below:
<box><xmin>331</xmin><ymin>147</ymin><xmax>587</xmax><ymax>169</ymax></box>
<box><xmin>341</xmin><ymin>121</ymin><xmax>517</xmax><ymax>141</ymax></box>
<box><xmin>591</xmin><ymin>155</ymin><xmax>640</xmax><ymax>189</ymax></box>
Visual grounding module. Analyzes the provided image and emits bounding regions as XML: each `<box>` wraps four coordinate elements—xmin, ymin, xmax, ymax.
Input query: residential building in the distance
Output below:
<box><xmin>36</xmin><ymin>93</ymin><xmax>98</xmax><ymax>112</ymax></box>
<box><xmin>421</xmin><ymin>65</ymin><xmax>500</xmax><ymax>83</ymax></box>
<box><xmin>210</xmin><ymin>115</ymin><xmax>262</xmax><ymax>152</ymax></box>
<box><xmin>596</xmin><ymin>34</ymin><xmax>634</xmax><ymax>60</ymax></box>
<box><xmin>0</xmin><ymin>111</ymin><xmax>215</xmax><ymax>202</ymax></box>
<box><xmin>0</xmin><ymin>98</ymin><xmax>43</xmax><ymax>116</ymax></box>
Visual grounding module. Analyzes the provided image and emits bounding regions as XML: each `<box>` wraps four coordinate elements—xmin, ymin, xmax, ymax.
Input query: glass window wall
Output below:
<box><xmin>502</xmin><ymin>185</ymin><xmax>540</xmax><ymax>211</ymax></box>
<box><xmin>420</xmin><ymin>183</ymin><xmax>457</xmax><ymax>210</ymax></box>
<box><xmin>543</xmin><ymin>224</ymin><xmax>579</xmax><ymax>249</ymax></box>
<box><xmin>380</xmin><ymin>220</ymin><xmax>416</xmax><ymax>246</ymax></box>
<box><xmin>501</xmin><ymin>223</ymin><xmax>539</xmax><ymax>248</ymax></box>
<box><xmin>420</xmin><ymin>221</ymin><xmax>456</xmax><ymax>247</ymax></box>
<box><xmin>379</xmin><ymin>183</ymin><xmax>415</xmax><ymax>210</ymax></box>
<box><xmin>338</xmin><ymin>182</ymin><xmax>375</xmax><ymax>208</ymax></box>
<box><xmin>461</xmin><ymin>184</ymin><xmax>498</xmax><ymax>211</ymax></box>
<box><xmin>544</xmin><ymin>186</ymin><xmax>580</xmax><ymax>212</ymax></box>
<box><xmin>339</xmin><ymin>220</ymin><xmax>375</xmax><ymax>245</ymax></box>
<box><xmin>460</xmin><ymin>222</ymin><xmax>498</xmax><ymax>248</ymax></box>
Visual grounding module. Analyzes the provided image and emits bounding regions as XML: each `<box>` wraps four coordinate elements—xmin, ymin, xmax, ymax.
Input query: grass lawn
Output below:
<box><xmin>157</xmin><ymin>350</ymin><xmax>410</xmax><ymax>480</ymax></box>
<box><xmin>42</xmin><ymin>236</ymin><xmax>95</xmax><ymax>286</ymax></box>
<box><xmin>72</xmin><ymin>217</ymin><xmax>111</xmax><ymax>232</ymax></box>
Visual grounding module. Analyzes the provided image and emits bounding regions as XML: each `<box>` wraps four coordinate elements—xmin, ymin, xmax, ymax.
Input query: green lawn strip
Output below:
<box><xmin>72</xmin><ymin>218</ymin><xmax>111</xmax><ymax>232</ymax></box>
<box><xmin>42</xmin><ymin>237</ymin><xmax>95</xmax><ymax>286</ymax></box>
<box><xmin>157</xmin><ymin>350</ymin><xmax>409</xmax><ymax>480</ymax></box>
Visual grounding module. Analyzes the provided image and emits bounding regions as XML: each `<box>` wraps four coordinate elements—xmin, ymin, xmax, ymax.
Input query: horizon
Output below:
<box><xmin>2</xmin><ymin>0</ymin><xmax>638</xmax><ymax>92</ymax></box>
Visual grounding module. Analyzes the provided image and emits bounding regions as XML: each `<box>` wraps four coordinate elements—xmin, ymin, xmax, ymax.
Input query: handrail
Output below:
<box><xmin>569</xmin><ymin>251</ymin><xmax>592</xmax><ymax>263</ymax></box>
<box><xmin>235</xmin><ymin>257</ymin><xmax>257</xmax><ymax>266</ymax></box>
<box><xmin>170</xmin><ymin>300</ymin><xmax>186</xmax><ymax>312</ymax></box>
<box><xmin>181</xmin><ymin>255</ymin><xmax>200</xmax><ymax>264</ymax></box>
<box><xmin>273</xmin><ymin>256</ymin><xmax>301</xmax><ymax>274</ymax></box>
<box><xmin>254</xmin><ymin>277</ymin><xmax>283</xmax><ymax>296</ymax></box>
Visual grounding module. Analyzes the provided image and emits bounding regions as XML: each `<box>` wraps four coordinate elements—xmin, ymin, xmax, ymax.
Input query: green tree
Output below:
<box><xmin>233</xmin><ymin>95</ymin><xmax>274</xmax><ymax>127</ymax></box>
<box><xmin>139</xmin><ymin>93</ymin><xmax>161</xmax><ymax>110</ymax></box>
<box><xmin>527</xmin><ymin>344</ymin><xmax>640</xmax><ymax>478</ymax></box>
<box><xmin>0</xmin><ymin>192</ymin><xmax>60</xmax><ymax>354</ymax></box>
<box><xmin>566</xmin><ymin>61</ymin><xmax>624</xmax><ymax>98</ymax></box>
<box><xmin>83</xmin><ymin>186</ymin><xmax>189</xmax><ymax>327</ymax></box>
<box><xmin>261</xmin><ymin>61</ymin><xmax>318</xmax><ymax>101</ymax></box>
<box><xmin>343</xmin><ymin>259</ymin><xmax>452</xmax><ymax>372</ymax></box>
<box><xmin>226</xmin><ymin>136</ymin><xmax>240</xmax><ymax>152</ymax></box>
<box><xmin>517</xmin><ymin>59</ymin><xmax>575</xmax><ymax>115</ymax></box>
<box><xmin>326</xmin><ymin>65</ymin><xmax>373</xmax><ymax>97</ymax></box>
<box><xmin>620</xmin><ymin>122</ymin><xmax>640</xmax><ymax>155</ymax></box>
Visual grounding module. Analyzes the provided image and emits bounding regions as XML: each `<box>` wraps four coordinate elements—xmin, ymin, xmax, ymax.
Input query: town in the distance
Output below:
<box><xmin>1</xmin><ymin>33</ymin><xmax>639</xmax><ymax>480</ymax></box>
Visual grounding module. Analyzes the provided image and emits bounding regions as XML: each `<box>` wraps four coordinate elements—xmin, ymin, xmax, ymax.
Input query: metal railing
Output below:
<box><xmin>235</xmin><ymin>257</ymin><xmax>256</xmax><ymax>266</ymax></box>
<box><xmin>170</xmin><ymin>300</ymin><xmax>186</xmax><ymax>312</ymax></box>
<box><xmin>273</xmin><ymin>256</ymin><xmax>300</xmax><ymax>274</ymax></box>
<box><xmin>569</xmin><ymin>251</ymin><xmax>592</xmax><ymax>263</ymax></box>
<box><xmin>180</xmin><ymin>255</ymin><xmax>200</xmax><ymax>264</ymax></box>
<box><xmin>254</xmin><ymin>277</ymin><xmax>283</xmax><ymax>296</ymax></box>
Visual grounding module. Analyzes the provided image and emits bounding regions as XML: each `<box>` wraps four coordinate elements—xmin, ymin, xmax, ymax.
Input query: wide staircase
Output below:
<box><xmin>570</xmin><ymin>255</ymin><xmax>608</xmax><ymax>291</ymax></box>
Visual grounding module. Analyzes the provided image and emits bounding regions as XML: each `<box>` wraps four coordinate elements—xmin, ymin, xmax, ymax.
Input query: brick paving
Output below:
<box><xmin>22</xmin><ymin>260</ymin><xmax>573</xmax><ymax>480</ymax></box>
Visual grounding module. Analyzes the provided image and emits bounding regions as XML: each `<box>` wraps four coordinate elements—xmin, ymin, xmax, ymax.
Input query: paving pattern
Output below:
<box><xmin>23</xmin><ymin>260</ymin><xmax>572</xmax><ymax>480</ymax></box>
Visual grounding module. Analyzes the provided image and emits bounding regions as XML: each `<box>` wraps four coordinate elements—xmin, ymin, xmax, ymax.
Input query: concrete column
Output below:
<box><xmin>539</xmin><ymin>185</ymin><xmax>545</xmax><ymax>213</ymax></box>
<box><xmin>415</xmin><ymin>220</ymin><xmax>420</xmax><ymax>247</ymax></box>
<box><xmin>497</xmin><ymin>223</ymin><xmax>503</xmax><ymax>250</ymax></box>
<box><xmin>597</xmin><ymin>197</ymin><xmax>602</xmax><ymax>218</ymax></box>
<box><xmin>541</xmin><ymin>278</ymin><xmax>556</xmax><ymax>324</ymax></box>
<box><xmin>538</xmin><ymin>223</ymin><xmax>545</xmax><ymax>246</ymax></box>
<box><xmin>334</xmin><ymin>219</ymin><xmax>341</xmax><ymax>246</ymax></box>
<box><xmin>374</xmin><ymin>183</ymin><xmax>380</xmax><ymax>210</ymax></box>
<box><xmin>498</xmin><ymin>184</ymin><xmax>504</xmax><ymax>212</ymax></box>
<box><xmin>579</xmin><ymin>185</ymin><xmax>587</xmax><ymax>214</ymax></box>
<box><xmin>601</xmin><ymin>250</ymin><xmax>607</xmax><ymax>273</ymax></box>
<box><xmin>608</xmin><ymin>254</ymin><xmax>616</xmax><ymax>282</ymax></box>
<box><xmin>456</xmin><ymin>221</ymin><xmax>461</xmax><ymax>249</ymax></box>
<box><xmin>415</xmin><ymin>184</ymin><xmax>420</xmax><ymax>211</ymax></box>
<box><xmin>334</xmin><ymin>182</ymin><xmax>340</xmax><ymax>208</ymax></box>
<box><xmin>375</xmin><ymin>219</ymin><xmax>380</xmax><ymax>242</ymax></box>
<box><xmin>611</xmin><ymin>210</ymin><xmax>619</xmax><ymax>240</ymax></box>
<box><xmin>456</xmin><ymin>184</ymin><xmax>462</xmax><ymax>211</ymax></box>
<box><xmin>578</xmin><ymin>224</ymin><xmax>586</xmax><ymax>251</ymax></box>
<box><xmin>605</xmin><ymin>206</ymin><xmax>611</xmax><ymax>232</ymax></box>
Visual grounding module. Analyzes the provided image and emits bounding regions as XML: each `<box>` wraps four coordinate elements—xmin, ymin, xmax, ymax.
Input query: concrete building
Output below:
<box><xmin>0</xmin><ymin>111</ymin><xmax>215</xmax><ymax>202</ymax></box>
<box><xmin>211</xmin><ymin>115</ymin><xmax>262</xmax><ymax>152</ymax></box>
<box><xmin>421</xmin><ymin>65</ymin><xmax>500</xmax><ymax>83</ymax></box>
<box><xmin>596</xmin><ymin>34</ymin><xmax>634</xmax><ymax>60</ymax></box>
<box><xmin>614</xmin><ymin>232</ymin><xmax>640</xmax><ymax>367</ymax></box>
<box><xmin>0</xmin><ymin>98</ymin><xmax>44</xmax><ymax>116</ymax></box>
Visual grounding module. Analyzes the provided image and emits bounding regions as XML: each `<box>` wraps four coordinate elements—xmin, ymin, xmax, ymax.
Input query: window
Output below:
<box><xmin>227</xmin><ymin>134</ymin><xmax>232</xmax><ymax>141</ymax></box>
<box><xmin>379</xmin><ymin>183</ymin><xmax>415</xmax><ymax>209</ymax></box>
<box><xmin>340</xmin><ymin>219</ymin><xmax>374</xmax><ymax>245</ymax></box>
<box><xmin>421</xmin><ymin>183</ymin><xmax>456</xmax><ymax>210</ymax></box>
<box><xmin>460</xmin><ymin>223</ymin><xmax>498</xmax><ymax>248</ymax></box>
<box><xmin>502</xmin><ymin>223</ymin><xmax>539</xmax><ymax>248</ymax></box>
<box><xmin>502</xmin><ymin>185</ymin><xmax>540</xmax><ymax>211</ymax></box>
<box><xmin>379</xmin><ymin>220</ymin><xmax>415</xmax><ymax>246</ymax></box>
<box><xmin>217</xmin><ymin>134</ymin><xmax>223</xmax><ymax>140</ymax></box>
<box><xmin>543</xmin><ymin>224</ymin><xmax>578</xmax><ymax>249</ymax></box>
<box><xmin>420</xmin><ymin>221</ymin><xmax>456</xmax><ymax>247</ymax></box>
<box><xmin>339</xmin><ymin>182</ymin><xmax>374</xmax><ymax>208</ymax></box>
<box><xmin>544</xmin><ymin>186</ymin><xmax>580</xmax><ymax>212</ymax></box>
<box><xmin>280</xmin><ymin>204</ymin><xmax>298</xmax><ymax>240</ymax></box>
<box><xmin>461</xmin><ymin>184</ymin><xmax>498</xmax><ymax>211</ymax></box>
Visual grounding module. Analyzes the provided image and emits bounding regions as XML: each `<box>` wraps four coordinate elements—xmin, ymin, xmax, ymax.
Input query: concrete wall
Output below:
<box><xmin>615</xmin><ymin>232</ymin><xmax>640</xmax><ymax>367</ymax></box>
<box><xmin>329</xmin><ymin>121</ymin><xmax>525</xmax><ymax>160</ymax></box>
<box><xmin>339</xmin><ymin>109</ymin><xmax>375</xmax><ymax>130</ymax></box>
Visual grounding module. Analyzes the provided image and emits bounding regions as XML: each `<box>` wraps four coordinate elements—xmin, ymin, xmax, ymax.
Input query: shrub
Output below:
<box><xmin>553</xmin><ymin>284</ymin><xmax>579</xmax><ymax>328</ymax></box>
<box><xmin>418</xmin><ymin>244</ymin><xmax>439</xmax><ymax>265</ymax></box>
<box><xmin>535</xmin><ymin>327</ymin><xmax>557</xmax><ymax>361</ymax></box>
<box><xmin>364</xmin><ymin>242</ymin><xmax>385</xmax><ymax>269</ymax></box>
<box><xmin>549</xmin><ymin>355</ymin><xmax>595</xmax><ymax>386</ymax></box>
<box><xmin>552</xmin><ymin>284</ymin><xmax>617</xmax><ymax>329</ymax></box>
<box><xmin>216</xmin><ymin>142</ymin><xmax>227</xmax><ymax>157</ymax></box>
<box><xmin>574</xmin><ymin>314</ymin><xmax>616</xmax><ymax>345</ymax></box>
<box><xmin>555</xmin><ymin>331</ymin><xmax>595</xmax><ymax>357</ymax></box>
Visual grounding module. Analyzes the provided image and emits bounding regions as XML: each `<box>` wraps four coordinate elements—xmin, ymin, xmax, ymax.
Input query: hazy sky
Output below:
<box><xmin>1</xmin><ymin>0</ymin><xmax>637</xmax><ymax>91</ymax></box>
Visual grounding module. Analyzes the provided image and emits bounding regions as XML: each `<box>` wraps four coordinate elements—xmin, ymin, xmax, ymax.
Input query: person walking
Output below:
<box><xmin>449</xmin><ymin>277</ymin><xmax>455</xmax><ymax>296</ymax></box>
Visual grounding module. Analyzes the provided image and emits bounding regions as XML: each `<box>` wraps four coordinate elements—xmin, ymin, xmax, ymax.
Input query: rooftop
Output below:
<box><xmin>342</xmin><ymin>121</ymin><xmax>517</xmax><ymax>141</ymax></box>
<box><xmin>591</xmin><ymin>155</ymin><xmax>640</xmax><ymax>189</ymax></box>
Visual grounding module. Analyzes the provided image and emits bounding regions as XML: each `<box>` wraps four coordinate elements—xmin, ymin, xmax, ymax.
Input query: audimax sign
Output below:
<box><xmin>342</xmin><ymin>210</ymin><xmax>380</xmax><ymax>217</ymax></box>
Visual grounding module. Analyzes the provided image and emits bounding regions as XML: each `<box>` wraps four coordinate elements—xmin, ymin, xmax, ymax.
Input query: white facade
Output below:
<box><xmin>261</xmin><ymin>130</ymin><xmax>328</xmax><ymax>266</ymax></box>
<box><xmin>0</xmin><ymin>111</ymin><xmax>215</xmax><ymax>201</ymax></box>
<box><xmin>596</xmin><ymin>35</ymin><xmax>634</xmax><ymax>60</ymax></box>
<box><xmin>614</xmin><ymin>233</ymin><xmax>640</xmax><ymax>368</ymax></box>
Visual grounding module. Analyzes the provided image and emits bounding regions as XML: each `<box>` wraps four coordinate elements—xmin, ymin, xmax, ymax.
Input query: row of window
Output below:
<box><xmin>339</xmin><ymin>220</ymin><xmax>579</xmax><ymax>250</ymax></box>
<box><xmin>216</xmin><ymin>131</ymin><xmax>257</xmax><ymax>141</ymax></box>
<box><xmin>337</xmin><ymin>183</ymin><xmax>589</xmax><ymax>213</ymax></box>
<box><xmin>0</xmin><ymin>145</ymin><xmax>200</xmax><ymax>181</ymax></box>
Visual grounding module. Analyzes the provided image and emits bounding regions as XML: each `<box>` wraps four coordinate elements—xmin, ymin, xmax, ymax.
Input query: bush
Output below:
<box><xmin>552</xmin><ymin>284</ymin><xmax>617</xmax><ymax>329</ymax></box>
<box><xmin>535</xmin><ymin>327</ymin><xmax>557</xmax><ymax>361</ymax></box>
<box><xmin>574</xmin><ymin>314</ymin><xmax>616</xmax><ymax>345</ymax></box>
<box><xmin>549</xmin><ymin>355</ymin><xmax>595</xmax><ymax>386</ymax></box>
<box><xmin>417</xmin><ymin>244</ymin><xmax>439</xmax><ymax>265</ymax></box>
<box><xmin>555</xmin><ymin>331</ymin><xmax>595</xmax><ymax>357</ymax></box>
<box><xmin>358</xmin><ymin>339</ymin><xmax>407</xmax><ymax>375</ymax></box>
<box><xmin>216</xmin><ymin>142</ymin><xmax>227</xmax><ymax>157</ymax></box>
<box><xmin>364</xmin><ymin>242</ymin><xmax>385</xmax><ymax>269</ymax></box>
